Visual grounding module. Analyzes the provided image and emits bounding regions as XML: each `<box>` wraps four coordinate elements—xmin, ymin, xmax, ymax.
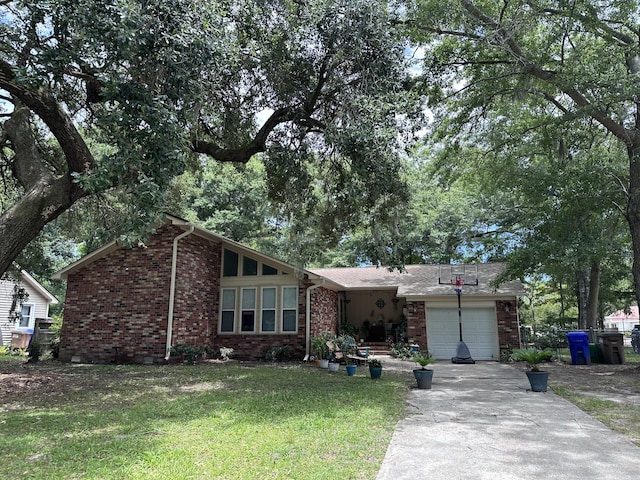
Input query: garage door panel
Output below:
<box><xmin>426</xmin><ymin>307</ymin><xmax>498</xmax><ymax>361</ymax></box>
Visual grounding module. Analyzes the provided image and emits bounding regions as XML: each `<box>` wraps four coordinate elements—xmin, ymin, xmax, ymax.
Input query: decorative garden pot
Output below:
<box><xmin>413</xmin><ymin>369</ymin><xmax>434</xmax><ymax>389</ymax></box>
<box><xmin>328</xmin><ymin>362</ymin><xmax>340</xmax><ymax>372</ymax></box>
<box><xmin>345</xmin><ymin>364</ymin><xmax>357</xmax><ymax>376</ymax></box>
<box><xmin>526</xmin><ymin>370</ymin><xmax>549</xmax><ymax>392</ymax></box>
<box><xmin>369</xmin><ymin>366</ymin><xmax>382</xmax><ymax>379</ymax></box>
<box><xmin>320</xmin><ymin>359</ymin><xmax>329</xmax><ymax>369</ymax></box>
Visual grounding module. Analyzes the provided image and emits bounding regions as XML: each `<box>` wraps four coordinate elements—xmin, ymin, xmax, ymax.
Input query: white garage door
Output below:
<box><xmin>427</xmin><ymin>307</ymin><xmax>499</xmax><ymax>360</ymax></box>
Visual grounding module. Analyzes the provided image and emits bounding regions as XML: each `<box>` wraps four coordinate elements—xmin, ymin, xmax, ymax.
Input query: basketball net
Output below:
<box><xmin>451</xmin><ymin>276</ymin><xmax>464</xmax><ymax>293</ymax></box>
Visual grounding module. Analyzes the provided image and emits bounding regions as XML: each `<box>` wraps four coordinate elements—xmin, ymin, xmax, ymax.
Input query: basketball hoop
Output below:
<box><xmin>450</xmin><ymin>276</ymin><xmax>464</xmax><ymax>293</ymax></box>
<box><xmin>436</xmin><ymin>265</ymin><xmax>476</xmax><ymax>364</ymax></box>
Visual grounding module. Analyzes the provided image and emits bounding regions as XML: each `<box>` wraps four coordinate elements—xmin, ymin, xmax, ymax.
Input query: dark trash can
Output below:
<box><xmin>589</xmin><ymin>343</ymin><xmax>603</xmax><ymax>363</ymax></box>
<box><xmin>566</xmin><ymin>331</ymin><xmax>591</xmax><ymax>365</ymax></box>
<box><xmin>632</xmin><ymin>325</ymin><xmax>640</xmax><ymax>354</ymax></box>
<box><xmin>598</xmin><ymin>333</ymin><xmax>625</xmax><ymax>364</ymax></box>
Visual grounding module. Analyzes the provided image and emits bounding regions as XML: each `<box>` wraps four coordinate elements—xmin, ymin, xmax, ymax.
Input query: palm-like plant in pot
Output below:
<box><xmin>368</xmin><ymin>358</ymin><xmax>382</xmax><ymax>379</ymax></box>
<box><xmin>512</xmin><ymin>348</ymin><xmax>553</xmax><ymax>392</ymax></box>
<box><xmin>412</xmin><ymin>352</ymin><xmax>435</xmax><ymax>389</ymax></box>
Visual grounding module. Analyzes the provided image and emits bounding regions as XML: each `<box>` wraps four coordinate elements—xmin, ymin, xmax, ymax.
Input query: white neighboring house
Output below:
<box><xmin>604</xmin><ymin>306</ymin><xmax>639</xmax><ymax>332</ymax></box>
<box><xmin>0</xmin><ymin>270</ymin><xmax>58</xmax><ymax>346</ymax></box>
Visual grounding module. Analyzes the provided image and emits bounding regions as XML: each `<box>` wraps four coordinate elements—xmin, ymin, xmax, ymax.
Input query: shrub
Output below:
<box><xmin>170</xmin><ymin>344</ymin><xmax>213</xmax><ymax>363</ymax></box>
<box><xmin>27</xmin><ymin>340</ymin><xmax>43</xmax><ymax>363</ymax></box>
<box><xmin>390</xmin><ymin>342</ymin><xmax>414</xmax><ymax>360</ymax></box>
<box><xmin>265</xmin><ymin>345</ymin><xmax>293</xmax><ymax>362</ymax></box>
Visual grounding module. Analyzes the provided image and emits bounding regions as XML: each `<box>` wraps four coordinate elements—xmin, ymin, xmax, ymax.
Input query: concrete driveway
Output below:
<box><xmin>376</xmin><ymin>361</ymin><xmax>640</xmax><ymax>480</ymax></box>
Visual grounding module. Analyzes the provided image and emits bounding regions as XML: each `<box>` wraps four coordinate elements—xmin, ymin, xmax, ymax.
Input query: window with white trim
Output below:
<box><xmin>219</xmin><ymin>286</ymin><xmax>298</xmax><ymax>334</ymax></box>
<box><xmin>220</xmin><ymin>289</ymin><xmax>236</xmax><ymax>332</ymax></box>
<box><xmin>282</xmin><ymin>287</ymin><xmax>298</xmax><ymax>332</ymax></box>
<box><xmin>261</xmin><ymin>287</ymin><xmax>276</xmax><ymax>332</ymax></box>
<box><xmin>19</xmin><ymin>304</ymin><xmax>34</xmax><ymax>328</ymax></box>
<box><xmin>241</xmin><ymin>288</ymin><xmax>256</xmax><ymax>332</ymax></box>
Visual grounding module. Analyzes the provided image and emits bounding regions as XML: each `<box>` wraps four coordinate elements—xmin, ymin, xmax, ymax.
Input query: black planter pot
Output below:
<box><xmin>526</xmin><ymin>370</ymin><xmax>549</xmax><ymax>392</ymax></box>
<box><xmin>413</xmin><ymin>369</ymin><xmax>434</xmax><ymax>389</ymax></box>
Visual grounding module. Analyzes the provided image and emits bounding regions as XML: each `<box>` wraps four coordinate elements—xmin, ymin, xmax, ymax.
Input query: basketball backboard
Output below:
<box><xmin>438</xmin><ymin>264</ymin><xmax>479</xmax><ymax>286</ymax></box>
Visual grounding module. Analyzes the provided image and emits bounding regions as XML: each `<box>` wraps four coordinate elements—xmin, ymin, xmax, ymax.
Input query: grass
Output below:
<box><xmin>0</xmin><ymin>361</ymin><xmax>409</xmax><ymax>479</ymax></box>
<box><xmin>554</xmin><ymin>346</ymin><xmax>640</xmax><ymax>364</ymax></box>
<box><xmin>549</xmin><ymin>346</ymin><xmax>640</xmax><ymax>447</ymax></box>
<box><xmin>551</xmin><ymin>385</ymin><xmax>640</xmax><ymax>446</ymax></box>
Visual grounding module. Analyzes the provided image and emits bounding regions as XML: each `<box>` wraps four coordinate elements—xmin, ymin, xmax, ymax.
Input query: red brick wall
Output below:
<box><xmin>496</xmin><ymin>300</ymin><xmax>521</xmax><ymax>358</ymax></box>
<box><xmin>406</xmin><ymin>301</ymin><xmax>427</xmax><ymax>350</ymax></box>
<box><xmin>309</xmin><ymin>286</ymin><xmax>338</xmax><ymax>338</ymax></box>
<box><xmin>171</xmin><ymin>234</ymin><xmax>220</xmax><ymax>346</ymax></box>
<box><xmin>60</xmin><ymin>225</ymin><xmax>172</xmax><ymax>363</ymax></box>
<box><xmin>59</xmin><ymin>225</ymin><xmax>221</xmax><ymax>364</ymax></box>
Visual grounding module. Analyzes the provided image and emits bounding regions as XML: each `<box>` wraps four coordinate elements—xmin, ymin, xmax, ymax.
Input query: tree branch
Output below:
<box><xmin>192</xmin><ymin>107</ymin><xmax>299</xmax><ymax>163</ymax></box>
<box><xmin>459</xmin><ymin>0</ymin><xmax>635</xmax><ymax>145</ymax></box>
<box><xmin>0</xmin><ymin>59</ymin><xmax>96</xmax><ymax>175</ymax></box>
<box><xmin>4</xmin><ymin>104</ymin><xmax>54</xmax><ymax>191</ymax></box>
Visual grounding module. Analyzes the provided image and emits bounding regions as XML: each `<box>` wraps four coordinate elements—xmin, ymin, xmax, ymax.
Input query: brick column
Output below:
<box><xmin>406</xmin><ymin>301</ymin><xmax>427</xmax><ymax>350</ymax></box>
<box><xmin>496</xmin><ymin>300</ymin><xmax>520</xmax><ymax>360</ymax></box>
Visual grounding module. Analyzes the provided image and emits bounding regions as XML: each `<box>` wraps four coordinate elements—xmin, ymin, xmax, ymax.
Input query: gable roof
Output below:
<box><xmin>605</xmin><ymin>306</ymin><xmax>639</xmax><ymax>321</ymax></box>
<box><xmin>4</xmin><ymin>269</ymin><xmax>59</xmax><ymax>304</ymax></box>
<box><xmin>51</xmin><ymin>214</ymin><xmax>524</xmax><ymax>298</ymax></box>
<box><xmin>52</xmin><ymin>214</ymin><xmax>325</xmax><ymax>282</ymax></box>
<box><xmin>310</xmin><ymin>264</ymin><xmax>524</xmax><ymax>298</ymax></box>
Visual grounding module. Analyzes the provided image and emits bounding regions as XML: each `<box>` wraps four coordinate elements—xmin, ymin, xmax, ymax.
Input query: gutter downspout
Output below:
<box><xmin>305</xmin><ymin>279</ymin><xmax>325</xmax><ymax>358</ymax></box>
<box><xmin>165</xmin><ymin>225</ymin><xmax>195</xmax><ymax>360</ymax></box>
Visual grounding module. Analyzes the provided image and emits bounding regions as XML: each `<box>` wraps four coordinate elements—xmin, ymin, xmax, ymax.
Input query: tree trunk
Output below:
<box><xmin>575</xmin><ymin>267</ymin><xmax>589</xmax><ymax>330</ymax></box>
<box><xmin>0</xmin><ymin>176</ymin><xmax>82</xmax><ymax>276</ymax></box>
<box><xmin>587</xmin><ymin>260</ymin><xmax>601</xmax><ymax>330</ymax></box>
<box><xmin>0</xmin><ymin>105</ymin><xmax>87</xmax><ymax>276</ymax></box>
<box><xmin>627</xmin><ymin>144</ymin><xmax>640</xmax><ymax>313</ymax></box>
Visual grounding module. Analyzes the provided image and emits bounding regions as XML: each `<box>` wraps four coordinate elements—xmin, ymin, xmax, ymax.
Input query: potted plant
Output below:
<box><xmin>368</xmin><ymin>358</ymin><xmax>382</xmax><ymax>379</ymax></box>
<box><xmin>345</xmin><ymin>360</ymin><xmax>357</xmax><ymax>376</ymax></box>
<box><xmin>312</xmin><ymin>333</ymin><xmax>333</xmax><ymax>368</ymax></box>
<box><xmin>337</xmin><ymin>335</ymin><xmax>357</xmax><ymax>375</ymax></box>
<box><xmin>512</xmin><ymin>348</ymin><xmax>553</xmax><ymax>392</ymax></box>
<box><xmin>412</xmin><ymin>352</ymin><xmax>435</xmax><ymax>389</ymax></box>
<box><xmin>311</xmin><ymin>335</ymin><xmax>327</xmax><ymax>367</ymax></box>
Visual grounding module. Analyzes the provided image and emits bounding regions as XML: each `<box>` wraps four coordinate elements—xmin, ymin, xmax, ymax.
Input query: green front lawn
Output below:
<box><xmin>1</xmin><ymin>361</ymin><xmax>408</xmax><ymax>479</ymax></box>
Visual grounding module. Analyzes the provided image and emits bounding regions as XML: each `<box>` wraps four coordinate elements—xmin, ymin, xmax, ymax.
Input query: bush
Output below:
<box><xmin>170</xmin><ymin>344</ymin><xmax>213</xmax><ymax>363</ymax></box>
<box><xmin>49</xmin><ymin>336</ymin><xmax>60</xmax><ymax>359</ymax></box>
<box><xmin>265</xmin><ymin>345</ymin><xmax>293</xmax><ymax>362</ymax></box>
<box><xmin>27</xmin><ymin>340</ymin><xmax>43</xmax><ymax>363</ymax></box>
<box><xmin>389</xmin><ymin>342</ymin><xmax>414</xmax><ymax>360</ymax></box>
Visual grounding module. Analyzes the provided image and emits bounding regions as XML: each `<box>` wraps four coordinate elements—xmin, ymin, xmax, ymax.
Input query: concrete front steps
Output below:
<box><xmin>360</xmin><ymin>342</ymin><xmax>391</xmax><ymax>356</ymax></box>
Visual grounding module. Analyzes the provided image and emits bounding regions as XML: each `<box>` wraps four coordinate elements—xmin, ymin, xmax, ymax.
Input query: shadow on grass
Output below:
<box><xmin>1</xmin><ymin>362</ymin><xmax>410</xmax><ymax>479</ymax></box>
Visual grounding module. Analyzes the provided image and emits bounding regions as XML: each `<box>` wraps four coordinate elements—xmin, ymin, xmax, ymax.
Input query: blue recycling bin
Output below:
<box><xmin>566</xmin><ymin>331</ymin><xmax>591</xmax><ymax>365</ymax></box>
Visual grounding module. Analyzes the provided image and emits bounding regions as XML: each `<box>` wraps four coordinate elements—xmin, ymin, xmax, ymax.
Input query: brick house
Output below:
<box><xmin>53</xmin><ymin>214</ymin><xmax>524</xmax><ymax>364</ymax></box>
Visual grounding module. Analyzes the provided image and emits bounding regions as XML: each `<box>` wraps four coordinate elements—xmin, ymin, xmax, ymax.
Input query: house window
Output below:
<box><xmin>223</xmin><ymin>249</ymin><xmax>239</xmax><ymax>277</ymax></box>
<box><xmin>219</xmin><ymin>286</ymin><xmax>298</xmax><ymax>335</ymax></box>
<box><xmin>262</xmin><ymin>264</ymin><xmax>278</xmax><ymax>275</ymax></box>
<box><xmin>282</xmin><ymin>287</ymin><xmax>297</xmax><ymax>332</ymax></box>
<box><xmin>261</xmin><ymin>287</ymin><xmax>276</xmax><ymax>332</ymax></box>
<box><xmin>241</xmin><ymin>288</ymin><xmax>256</xmax><ymax>332</ymax></box>
<box><xmin>243</xmin><ymin>256</ymin><xmax>258</xmax><ymax>276</ymax></box>
<box><xmin>19</xmin><ymin>304</ymin><xmax>34</xmax><ymax>328</ymax></box>
<box><xmin>220</xmin><ymin>289</ymin><xmax>236</xmax><ymax>332</ymax></box>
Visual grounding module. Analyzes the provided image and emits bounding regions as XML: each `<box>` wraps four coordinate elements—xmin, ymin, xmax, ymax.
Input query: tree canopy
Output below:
<box><xmin>0</xmin><ymin>0</ymin><xmax>419</xmax><ymax>275</ymax></box>
<box><xmin>406</xmin><ymin>0</ymin><xmax>640</xmax><ymax>314</ymax></box>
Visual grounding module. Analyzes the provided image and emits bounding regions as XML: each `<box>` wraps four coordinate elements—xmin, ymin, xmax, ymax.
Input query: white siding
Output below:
<box><xmin>0</xmin><ymin>276</ymin><xmax>53</xmax><ymax>347</ymax></box>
